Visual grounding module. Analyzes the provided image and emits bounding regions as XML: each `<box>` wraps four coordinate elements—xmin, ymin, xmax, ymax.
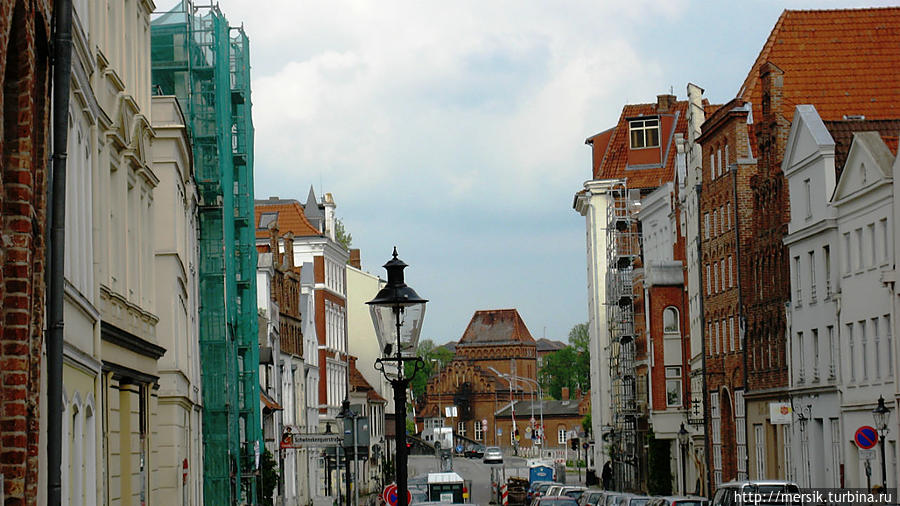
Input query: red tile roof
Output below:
<box><xmin>738</xmin><ymin>7</ymin><xmax>900</xmax><ymax>122</ymax></box>
<box><xmin>588</xmin><ymin>100</ymin><xmax>689</xmax><ymax>189</ymax></box>
<box><xmin>254</xmin><ymin>199</ymin><xmax>322</xmax><ymax>240</ymax></box>
<box><xmin>458</xmin><ymin>309</ymin><xmax>535</xmax><ymax>345</ymax></box>
<box><xmin>349</xmin><ymin>357</ymin><xmax>387</xmax><ymax>403</ymax></box>
<box><xmin>823</xmin><ymin>118</ymin><xmax>900</xmax><ymax>175</ymax></box>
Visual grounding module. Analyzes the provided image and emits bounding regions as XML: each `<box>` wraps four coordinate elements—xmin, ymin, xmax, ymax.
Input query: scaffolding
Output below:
<box><xmin>605</xmin><ymin>182</ymin><xmax>644</xmax><ymax>492</ymax></box>
<box><xmin>151</xmin><ymin>2</ymin><xmax>261</xmax><ymax>503</ymax></box>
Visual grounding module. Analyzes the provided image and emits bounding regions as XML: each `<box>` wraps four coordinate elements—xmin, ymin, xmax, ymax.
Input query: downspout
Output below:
<box><xmin>47</xmin><ymin>0</ymin><xmax>74</xmax><ymax>504</ymax></box>
<box><xmin>696</xmin><ymin>184</ymin><xmax>712</xmax><ymax>498</ymax></box>
<box><xmin>732</xmin><ymin>164</ymin><xmax>750</xmax><ymax>479</ymax></box>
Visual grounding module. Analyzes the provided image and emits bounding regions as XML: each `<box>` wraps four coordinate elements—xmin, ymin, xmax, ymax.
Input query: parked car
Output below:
<box><xmin>603</xmin><ymin>493</ymin><xmax>631</xmax><ymax>506</ymax></box>
<box><xmin>483</xmin><ymin>446</ymin><xmax>504</xmax><ymax>464</ymax></box>
<box><xmin>465</xmin><ymin>444</ymin><xmax>485</xmax><ymax>458</ymax></box>
<box><xmin>621</xmin><ymin>495</ymin><xmax>650</xmax><ymax>506</ymax></box>
<box><xmin>536</xmin><ymin>497</ymin><xmax>580</xmax><ymax>506</ymax></box>
<box><xmin>545</xmin><ymin>485</ymin><xmax>565</xmax><ymax>497</ymax></box>
<box><xmin>647</xmin><ymin>496</ymin><xmax>708</xmax><ymax>506</ymax></box>
<box><xmin>579</xmin><ymin>490</ymin><xmax>606</xmax><ymax>506</ymax></box>
<box><xmin>560</xmin><ymin>486</ymin><xmax>587</xmax><ymax>501</ymax></box>
<box><xmin>528</xmin><ymin>481</ymin><xmax>558</xmax><ymax>502</ymax></box>
<box><xmin>711</xmin><ymin>481</ymin><xmax>801</xmax><ymax>506</ymax></box>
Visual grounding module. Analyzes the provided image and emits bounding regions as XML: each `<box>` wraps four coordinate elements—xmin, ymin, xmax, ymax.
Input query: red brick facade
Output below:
<box><xmin>696</xmin><ymin>97</ymin><xmax>758</xmax><ymax>486</ymax></box>
<box><xmin>0</xmin><ymin>1</ymin><xmax>53</xmax><ymax>503</ymax></box>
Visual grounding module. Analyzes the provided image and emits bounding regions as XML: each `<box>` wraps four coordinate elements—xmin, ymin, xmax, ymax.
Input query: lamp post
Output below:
<box><xmin>677</xmin><ymin>423</ymin><xmax>689</xmax><ymax>495</ymax></box>
<box><xmin>872</xmin><ymin>395</ymin><xmax>891</xmax><ymax>488</ymax></box>
<box><xmin>368</xmin><ymin>248</ymin><xmax>427</xmax><ymax>506</ymax></box>
<box><xmin>488</xmin><ymin>368</ymin><xmax>545</xmax><ymax>448</ymax></box>
<box><xmin>797</xmin><ymin>406</ymin><xmax>811</xmax><ymax>488</ymax></box>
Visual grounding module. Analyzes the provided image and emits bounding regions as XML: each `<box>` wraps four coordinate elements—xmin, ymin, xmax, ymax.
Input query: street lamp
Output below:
<box><xmin>368</xmin><ymin>248</ymin><xmax>428</xmax><ymax>506</ymax></box>
<box><xmin>488</xmin><ymin>367</ymin><xmax>545</xmax><ymax>448</ymax></box>
<box><xmin>677</xmin><ymin>423</ymin><xmax>689</xmax><ymax>495</ymax></box>
<box><xmin>872</xmin><ymin>395</ymin><xmax>891</xmax><ymax>488</ymax></box>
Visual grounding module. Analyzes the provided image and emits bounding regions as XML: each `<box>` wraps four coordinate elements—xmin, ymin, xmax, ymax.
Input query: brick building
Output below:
<box><xmin>417</xmin><ymin>309</ymin><xmax>542</xmax><ymax>451</ymax></box>
<box><xmin>691</xmin><ymin>7</ymin><xmax>900</xmax><ymax>489</ymax></box>
<box><xmin>0</xmin><ymin>1</ymin><xmax>52</xmax><ymax>503</ymax></box>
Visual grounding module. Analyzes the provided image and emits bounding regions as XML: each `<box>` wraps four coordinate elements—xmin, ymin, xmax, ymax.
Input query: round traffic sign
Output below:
<box><xmin>383</xmin><ymin>484</ymin><xmax>411</xmax><ymax>506</ymax></box>
<box><xmin>482</xmin><ymin>418</ymin><xmax>488</xmax><ymax>427</ymax></box>
<box><xmin>855</xmin><ymin>426</ymin><xmax>879</xmax><ymax>449</ymax></box>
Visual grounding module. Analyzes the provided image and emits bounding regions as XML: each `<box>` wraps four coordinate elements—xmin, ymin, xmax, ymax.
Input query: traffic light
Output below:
<box><xmin>570</xmin><ymin>437</ymin><xmax>579</xmax><ymax>451</ymax></box>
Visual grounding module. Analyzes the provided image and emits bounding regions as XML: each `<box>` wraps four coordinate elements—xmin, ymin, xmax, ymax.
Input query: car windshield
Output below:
<box><xmin>630</xmin><ymin>499</ymin><xmax>648</xmax><ymax>506</ymax></box>
<box><xmin>565</xmin><ymin>490</ymin><xmax>585</xmax><ymax>499</ymax></box>
<box><xmin>755</xmin><ymin>485</ymin><xmax>801</xmax><ymax>506</ymax></box>
<box><xmin>586</xmin><ymin>493</ymin><xmax>603</xmax><ymax>505</ymax></box>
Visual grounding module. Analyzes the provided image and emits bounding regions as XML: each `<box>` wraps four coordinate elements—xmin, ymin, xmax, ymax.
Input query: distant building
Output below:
<box><xmin>536</xmin><ymin>338</ymin><xmax>566</xmax><ymax>369</ymax></box>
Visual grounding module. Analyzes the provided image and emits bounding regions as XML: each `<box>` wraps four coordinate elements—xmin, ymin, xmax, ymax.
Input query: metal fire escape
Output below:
<box><xmin>606</xmin><ymin>182</ymin><xmax>642</xmax><ymax>491</ymax></box>
<box><xmin>151</xmin><ymin>2</ymin><xmax>261</xmax><ymax>503</ymax></box>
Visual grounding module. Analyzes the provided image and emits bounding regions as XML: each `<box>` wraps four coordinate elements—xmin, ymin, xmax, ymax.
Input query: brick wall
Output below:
<box><xmin>0</xmin><ymin>0</ymin><xmax>53</xmax><ymax>503</ymax></box>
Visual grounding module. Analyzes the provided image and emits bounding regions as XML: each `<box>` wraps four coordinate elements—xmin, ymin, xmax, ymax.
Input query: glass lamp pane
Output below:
<box><xmin>369</xmin><ymin>302</ymin><xmax>426</xmax><ymax>355</ymax></box>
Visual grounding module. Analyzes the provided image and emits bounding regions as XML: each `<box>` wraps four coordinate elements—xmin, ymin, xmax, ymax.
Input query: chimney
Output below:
<box><xmin>268</xmin><ymin>224</ymin><xmax>280</xmax><ymax>264</ymax></box>
<box><xmin>575</xmin><ymin>387</ymin><xmax>582</xmax><ymax>399</ymax></box>
<box><xmin>758</xmin><ymin>61</ymin><xmax>787</xmax><ymax>175</ymax></box>
<box><xmin>349</xmin><ymin>249</ymin><xmax>361</xmax><ymax>269</ymax></box>
<box><xmin>323</xmin><ymin>192</ymin><xmax>336</xmax><ymax>241</ymax></box>
<box><xmin>657</xmin><ymin>93</ymin><xmax>676</xmax><ymax>113</ymax></box>
<box><xmin>561</xmin><ymin>387</ymin><xmax>570</xmax><ymax>401</ymax></box>
<box><xmin>283</xmin><ymin>232</ymin><xmax>295</xmax><ymax>269</ymax></box>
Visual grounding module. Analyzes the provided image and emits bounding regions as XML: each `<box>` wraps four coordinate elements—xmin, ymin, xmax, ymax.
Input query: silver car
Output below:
<box><xmin>483</xmin><ymin>446</ymin><xmax>504</xmax><ymax>464</ymax></box>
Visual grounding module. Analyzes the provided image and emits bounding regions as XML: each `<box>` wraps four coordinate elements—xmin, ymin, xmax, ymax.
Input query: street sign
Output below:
<box><xmin>456</xmin><ymin>445</ymin><xmax>464</xmax><ymax>453</ymax></box>
<box><xmin>497</xmin><ymin>428</ymin><xmax>502</xmax><ymax>436</ymax></box>
<box><xmin>859</xmin><ymin>449</ymin><xmax>876</xmax><ymax>461</ymax></box>
<box><xmin>281</xmin><ymin>432</ymin><xmax>343</xmax><ymax>449</ymax></box>
<box><xmin>383</xmin><ymin>483</ymin><xmax>411</xmax><ymax>506</ymax></box>
<box><xmin>855</xmin><ymin>426</ymin><xmax>879</xmax><ymax>450</ymax></box>
<box><xmin>482</xmin><ymin>418</ymin><xmax>488</xmax><ymax>428</ymax></box>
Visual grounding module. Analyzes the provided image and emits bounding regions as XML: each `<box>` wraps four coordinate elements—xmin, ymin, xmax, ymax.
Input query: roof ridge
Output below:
<box><xmin>738</xmin><ymin>9</ymin><xmax>787</xmax><ymax>100</ymax></box>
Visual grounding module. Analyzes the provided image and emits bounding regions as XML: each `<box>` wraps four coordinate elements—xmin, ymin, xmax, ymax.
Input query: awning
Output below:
<box><xmin>261</xmin><ymin>390</ymin><xmax>283</xmax><ymax>411</ymax></box>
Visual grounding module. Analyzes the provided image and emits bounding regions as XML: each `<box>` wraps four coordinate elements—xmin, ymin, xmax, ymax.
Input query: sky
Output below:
<box><xmin>158</xmin><ymin>0</ymin><xmax>898</xmax><ymax>345</ymax></box>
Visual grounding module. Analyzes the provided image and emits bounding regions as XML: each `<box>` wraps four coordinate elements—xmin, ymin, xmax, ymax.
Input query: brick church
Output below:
<box><xmin>416</xmin><ymin>309</ymin><xmax>588</xmax><ymax>452</ymax></box>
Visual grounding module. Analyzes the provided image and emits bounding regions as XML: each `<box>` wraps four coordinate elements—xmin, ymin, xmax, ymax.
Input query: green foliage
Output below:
<box><xmin>647</xmin><ymin>434</ymin><xmax>673</xmax><ymax>496</ymax></box>
<box><xmin>406</xmin><ymin>418</ymin><xmax>416</xmax><ymax>435</ymax></box>
<box><xmin>539</xmin><ymin>323</ymin><xmax>590</xmax><ymax>399</ymax></box>
<box><xmin>582</xmin><ymin>413</ymin><xmax>592</xmax><ymax>437</ymax></box>
<box><xmin>260</xmin><ymin>449</ymin><xmax>279</xmax><ymax>505</ymax></box>
<box><xmin>404</xmin><ymin>339</ymin><xmax>454</xmax><ymax>399</ymax></box>
<box><xmin>335</xmin><ymin>218</ymin><xmax>352</xmax><ymax>251</ymax></box>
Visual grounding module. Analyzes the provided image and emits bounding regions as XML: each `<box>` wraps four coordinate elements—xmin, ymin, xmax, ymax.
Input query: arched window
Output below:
<box><xmin>84</xmin><ymin>396</ymin><xmax>97</xmax><ymax>506</ymax></box>
<box><xmin>663</xmin><ymin>307</ymin><xmax>679</xmax><ymax>333</ymax></box>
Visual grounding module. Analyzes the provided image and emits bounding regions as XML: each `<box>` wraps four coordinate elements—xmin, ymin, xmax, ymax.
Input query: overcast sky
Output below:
<box><xmin>158</xmin><ymin>0</ymin><xmax>896</xmax><ymax>344</ymax></box>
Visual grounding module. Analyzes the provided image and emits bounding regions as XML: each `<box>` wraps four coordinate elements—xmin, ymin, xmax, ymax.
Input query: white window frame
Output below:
<box><xmin>457</xmin><ymin>421</ymin><xmax>466</xmax><ymax>437</ymax></box>
<box><xmin>474</xmin><ymin>421</ymin><xmax>483</xmax><ymax>441</ymax></box>
<box><xmin>558</xmin><ymin>427</ymin><xmax>567</xmax><ymax>445</ymax></box>
<box><xmin>629</xmin><ymin>118</ymin><xmax>660</xmax><ymax>149</ymax></box>
<box><xmin>665</xmin><ymin>367</ymin><xmax>682</xmax><ymax>407</ymax></box>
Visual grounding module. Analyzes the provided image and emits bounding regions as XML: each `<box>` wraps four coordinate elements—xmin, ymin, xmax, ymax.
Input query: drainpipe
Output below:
<box><xmin>47</xmin><ymin>0</ymin><xmax>74</xmax><ymax>504</ymax></box>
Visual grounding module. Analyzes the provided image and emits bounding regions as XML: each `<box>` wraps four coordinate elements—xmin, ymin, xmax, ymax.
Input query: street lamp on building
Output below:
<box><xmin>368</xmin><ymin>248</ymin><xmax>427</xmax><ymax>506</ymax></box>
<box><xmin>677</xmin><ymin>423</ymin><xmax>689</xmax><ymax>495</ymax></box>
<box><xmin>872</xmin><ymin>395</ymin><xmax>891</xmax><ymax>488</ymax></box>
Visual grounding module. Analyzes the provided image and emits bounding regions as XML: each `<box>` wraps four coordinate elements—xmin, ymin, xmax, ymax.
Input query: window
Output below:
<box><xmin>824</xmin><ymin>245</ymin><xmax>831</xmax><ymax>296</ymax></box>
<box><xmin>843</xmin><ymin>232</ymin><xmax>852</xmax><ymax>273</ymax></box>
<box><xmin>856</xmin><ymin>228</ymin><xmax>864</xmax><ymax>269</ymax></box>
<box><xmin>730</xmin><ymin>317</ymin><xmax>736</xmax><ymax>352</ymax></box>
<box><xmin>868</xmin><ymin>223</ymin><xmax>876</xmax><ymax>267</ymax></box>
<box><xmin>886</xmin><ymin>315</ymin><xmax>894</xmax><ymax>377</ymax></box>
<box><xmin>794</xmin><ymin>256</ymin><xmax>802</xmax><ymax>304</ymax></box>
<box><xmin>828</xmin><ymin>325</ymin><xmax>836</xmax><ymax>379</ymax></box>
<box><xmin>663</xmin><ymin>307</ymin><xmax>679</xmax><ymax>333</ymax></box>
<box><xmin>728</xmin><ymin>256</ymin><xmax>734</xmax><ymax>288</ymax></box>
<box><xmin>755</xmin><ymin>424</ymin><xmax>766</xmax><ymax>479</ymax></box>
<box><xmin>558</xmin><ymin>427</ymin><xmax>567</xmax><ymax>444</ymax></box>
<box><xmin>717</xmin><ymin>148</ymin><xmax>723</xmax><ymax>176</ymax></box>
<box><xmin>809</xmin><ymin>251</ymin><xmax>816</xmax><ymax>302</ymax></box>
<box><xmin>812</xmin><ymin>328</ymin><xmax>819</xmax><ymax>381</ymax></box>
<box><xmin>803</xmin><ymin>178</ymin><xmax>812</xmax><ymax>219</ymax></box>
<box><xmin>710</xmin><ymin>153</ymin><xmax>716</xmax><ymax>179</ymax></box>
<box><xmin>713</xmin><ymin>261</ymin><xmax>719</xmax><ymax>293</ymax></box>
<box><xmin>797</xmin><ymin>332</ymin><xmax>805</xmax><ymax>382</ymax></box>
<box><xmin>474</xmin><ymin>421</ymin><xmax>483</xmax><ymax>441</ymax></box>
<box><xmin>726</xmin><ymin>203</ymin><xmax>732</xmax><ymax>230</ymax></box>
<box><xmin>725</xmin><ymin>144</ymin><xmax>730</xmax><ymax>168</ymax></box>
<box><xmin>457</xmin><ymin>421</ymin><xmax>466</xmax><ymax>437</ymax></box>
<box><xmin>873</xmin><ymin>317</ymin><xmax>881</xmax><ymax>379</ymax></box>
<box><xmin>704</xmin><ymin>214</ymin><xmax>710</xmax><ymax>239</ymax></box>
<box><xmin>784</xmin><ymin>425</ymin><xmax>793</xmax><ymax>481</ymax></box>
<box><xmin>880</xmin><ymin>218</ymin><xmax>889</xmax><ymax>261</ymax></box>
<box><xmin>713</xmin><ymin>210</ymin><xmax>718</xmax><ymax>237</ymax></box>
<box><xmin>629</xmin><ymin>118</ymin><xmax>660</xmax><ymax>148</ymax></box>
<box><xmin>830</xmin><ymin>419</ymin><xmax>841</xmax><ymax>487</ymax></box>
<box><xmin>860</xmin><ymin>321</ymin><xmax>868</xmax><ymax>380</ymax></box>
<box><xmin>666</xmin><ymin>367</ymin><xmax>682</xmax><ymax>407</ymax></box>
<box><xmin>706</xmin><ymin>264</ymin><xmax>711</xmax><ymax>295</ymax></box>
<box><xmin>721</xmin><ymin>261</ymin><xmax>727</xmax><ymax>291</ymax></box>
<box><xmin>848</xmin><ymin>323</ymin><xmax>856</xmax><ymax>380</ymax></box>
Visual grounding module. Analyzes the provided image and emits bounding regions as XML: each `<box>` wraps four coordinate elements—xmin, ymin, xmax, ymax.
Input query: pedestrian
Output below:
<box><xmin>601</xmin><ymin>461</ymin><xmax>612</xmax><ymax>490</ymax></box>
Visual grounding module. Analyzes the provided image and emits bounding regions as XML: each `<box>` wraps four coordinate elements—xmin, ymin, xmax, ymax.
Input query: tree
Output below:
<box><xmin>335</xmin><ymin>218</ymin><xmax>352</xmax><ymax>250</ymax></box>
<box><xmin>539</xmin><ymin>323</ymin><xmax>591</xmax><ymax>399</ymax></box>
<box><xmin>260</xmin><ymin>449</ymin><xmax>279</xmax><ymax>505</ymax></box>
<box><xmin>582</xmin><ymin>413</ymin><xmax>592</xmax><ymax>437</ymax></box>
<box><xmin>404</xmin><ymin>339</ymin><xmax>454</xmax><ymax>399</ymax></box>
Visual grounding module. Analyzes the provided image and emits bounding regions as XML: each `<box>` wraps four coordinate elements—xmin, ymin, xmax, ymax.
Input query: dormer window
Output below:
<box><xmin>629</xmin><ymin>118</ymin><xmax>660</xmax><ymax>149</ymax></box>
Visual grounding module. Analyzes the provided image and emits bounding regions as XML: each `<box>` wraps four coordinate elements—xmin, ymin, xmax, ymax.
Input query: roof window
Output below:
<box><xmin>629</xmin><ymin>117</ymin><xmax>660</xmax><ymax>149</ymax></box>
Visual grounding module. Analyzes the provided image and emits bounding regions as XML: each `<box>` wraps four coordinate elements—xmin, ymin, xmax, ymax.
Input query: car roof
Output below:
<box><xmin>718</xmin><ymin>480</ymin><xmax>798</xmax><ymax>487</ymax></box>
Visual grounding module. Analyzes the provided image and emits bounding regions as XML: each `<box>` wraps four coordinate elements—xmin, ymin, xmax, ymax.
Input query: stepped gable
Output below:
<box><xmin>738</xmin><ymin>7</ymin><xmax>900</xmax><ymax>123</ymax></box>
<box><xmin>458</xmin><ymin>309</ymin><xmax>536</xmax><ymax>345</ymax></box>
<box><xmin>254</xmin><ymin>197</ymin><xmax>322</xmax><ymax>239</ymax></box>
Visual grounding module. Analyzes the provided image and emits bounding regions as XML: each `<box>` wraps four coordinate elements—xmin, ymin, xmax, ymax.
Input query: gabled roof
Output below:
<box><xmin>458</xmin><ymin>309</ymin><xmax>535</xmax><ymax>345</ymax></box>
<box><xmin>535</xmin><ymin>338</ymin><xmax>566</xmax><ymax>353</ymax></box>
<box><xmin>824</xmin><ymin>119</ymin><xmax>900</xmax><ymax>173</ymax></box>
<box><xmin>738</xmin><ymin>7</ymin><xmax>900</xmax><ymax>123</ymax></box>
<box><xmin>254</xmin><ymin>198</ymin><xmax>322</xmax><ymax>240</ymax></box>
<box><xmin>587</xmin><ymin>100</ymin><xmax>689</xmax><ymax>189</ymax></box>
<box><xmin>349</xmin><ymin>357</ymin><xmax>387</xmax><ymax>403</ymax></box>
<box><xmin>494</xmin><ymin>399</ymin><xmax>583</xmax><ymax>418</ymax></box>
<box><xmin>831</xmin><ymin>131</ymin><xmax>896</xmax><ymax>204</ymax></box>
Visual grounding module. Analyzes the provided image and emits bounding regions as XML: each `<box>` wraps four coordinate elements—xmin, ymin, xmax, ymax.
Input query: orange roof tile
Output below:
<box><xmin>254</xmin><ymin>199</ymin><xmax>322</xmax><ymax>240</ymax></box>
<box><xmin>739</xmin><ymin>7</ymin><xmax>900</xmax><ymax>122</ymax></box>
<box><xmin>589</xmin><ymin>100</ymin><xmax>689</xmax><ymax>189</ymax></box>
